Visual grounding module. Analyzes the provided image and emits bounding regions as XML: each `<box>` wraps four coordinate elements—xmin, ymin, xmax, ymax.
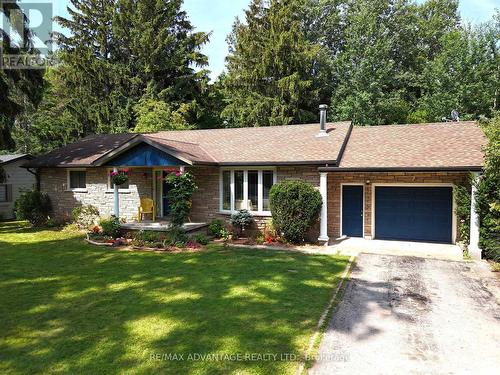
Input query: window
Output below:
<box><xmin>222</xmin><ymin>171</ymin><xmax>231</xmax><ymax>210</ymax></box>
<box><xmin>262</xmin><ymin>170</ymin><xmax>274</xmax><ymax>211</ymax></box>
<box><xmin>220</xmin><ymin>169</ymin><xmax>276</xmax><ymax>214</ymax></box>
<box><xmin>108</xmin><ymin>169</ymin><xmax>130</xmax><ymax>190</ymax></box>
<box><xmin>0</xmin><ymin>184</ymin><xmax>11</xmax><ymax>202</ymax></box>
<box><xmin>248</xmin><ymin>170</ymin><xmax>258</xmax><ymax>210</ymax></box>
<box><xmin>68</xmin><ymin>170</ymin><xmax>86</xmax><ymax>190</ymax></box>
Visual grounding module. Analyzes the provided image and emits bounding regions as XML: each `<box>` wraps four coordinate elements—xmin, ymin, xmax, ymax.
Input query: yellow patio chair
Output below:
<box><xmin>138</xmin><ymin>198</ymin><xmax>155</xmax><ymax>222</ymax></box>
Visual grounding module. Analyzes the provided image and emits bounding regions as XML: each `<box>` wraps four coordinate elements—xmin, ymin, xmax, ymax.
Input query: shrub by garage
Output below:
<box><xmin>269</xmin><ymin>180</ymin><xmax>322</xmax><ymax>244</ymax></box>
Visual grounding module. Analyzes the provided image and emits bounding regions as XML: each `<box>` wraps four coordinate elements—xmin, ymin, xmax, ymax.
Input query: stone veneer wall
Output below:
<box><xmin>327</xmin><ymin>171</ymin><xmax>469</xmax><ymax>241</ymax></box>
<box><xmin>40</xmin><ymin>167</ymin><xmax>153</xmax><ymax>222</ymax></box>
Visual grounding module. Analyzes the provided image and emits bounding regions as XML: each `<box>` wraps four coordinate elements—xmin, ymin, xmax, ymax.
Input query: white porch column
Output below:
<box><xmin>318</xmin><ymin>172</ymin><xmax>329</xmax><ymax>244</ymax></box>
<box><xmin>113</xmin><ymin>167</ymin><xmax>120</xmax><ymax>218</ymax></box>
<box><xmin>469</xmin><ymin>172</ymin><xmax>481</xmax><ymax>259</ymax></box>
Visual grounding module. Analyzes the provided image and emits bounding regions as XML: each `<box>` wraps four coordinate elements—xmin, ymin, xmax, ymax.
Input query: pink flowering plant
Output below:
<box><xmin>165</xmin><ymin>170</ymin><xmax>197</xmax><ymax>226</ymax></box>
<box><xmin>109</xmin><ymin>169</ymin><xmax>129</xmax><ymax>186</ymax></box>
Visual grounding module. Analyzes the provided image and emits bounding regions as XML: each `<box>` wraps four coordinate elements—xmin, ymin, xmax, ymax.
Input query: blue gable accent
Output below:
<box><xmin>105</xmin><ymin>143</ymin><xmax>185</xmax><ymax>167</ymax></box>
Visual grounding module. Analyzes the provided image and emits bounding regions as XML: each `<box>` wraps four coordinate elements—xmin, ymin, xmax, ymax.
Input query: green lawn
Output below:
<box><xmin>0</xmin><ymin>221</ymin><xmax>349</xmax><ymax>374</ymax></box>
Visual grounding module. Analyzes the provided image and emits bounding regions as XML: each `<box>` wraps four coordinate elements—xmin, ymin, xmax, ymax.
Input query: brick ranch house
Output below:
<box><xmin>24</xmin><ymin>107</ymin><xmax>487</xmax><ymax>258</ymax></box>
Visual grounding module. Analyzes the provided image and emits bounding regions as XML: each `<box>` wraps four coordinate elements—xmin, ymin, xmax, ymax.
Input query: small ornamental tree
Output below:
<box><xmin>269</xmin><ymin>180</ymin><xmax>322</xmax><ymax>244</ymax></box>
<box><xmin>165</xmin><ymin>170</ymin><xmax>198</xmax><ymax>226</ymax></box>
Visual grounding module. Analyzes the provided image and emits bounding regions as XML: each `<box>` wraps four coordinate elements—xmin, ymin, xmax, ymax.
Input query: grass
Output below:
<box><xmin>0</xmin><ymin>221</ymin><xmax>349</xmax><ymax>374</ymax></box>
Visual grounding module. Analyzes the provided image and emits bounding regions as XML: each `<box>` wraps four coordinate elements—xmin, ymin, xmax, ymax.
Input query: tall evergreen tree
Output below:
<box><xmin>0</xmin><ymin>1</ymin><xmax>44</xmax><ymax>150</ymax></box>
<box><xmin>222</xmin><ymin>0</ymin><xmax>327</xmax><ymax>127</ymax></box>
<box><xmin>52</xmin><ymin>0</ymin><xmax>210</xmax><ymax>137</ymax></box>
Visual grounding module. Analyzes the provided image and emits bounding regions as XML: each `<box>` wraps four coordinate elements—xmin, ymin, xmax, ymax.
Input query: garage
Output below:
<box><xmin>374</xmin><ymin>186</ymin><xmax>453</xmax><ymax>243</ymax></box>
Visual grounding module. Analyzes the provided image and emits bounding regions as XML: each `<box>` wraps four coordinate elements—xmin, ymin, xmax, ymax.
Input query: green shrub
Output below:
<box><xmin>14</xmin><ymin>191</ymin><xmax>52</xmax><ymax>226</ymax></box>
<box><xmin>167</xmin><ymin>226</ymin><xmax>188</xmax><ymax>246</ymax></box>
<box><xmin>477</xmin><ymin>114</ymin><xmax>500</xmax><ymax>261</ymax></box>
<box><xmin>165</xmin><ymin>171</ymin><xmax>198</xmax><ymax>226</ymax></box>
<box><xmin>454</xmin><ymin>182</ymin><xmax>471</xmax><ymax>243</ymax></box>
<box><xmin>269</xmin><ymin>180</ymin><xmax>322</xmax><ymax>244</ymax></box>
<box><xmin>72</xmin><ymin>205</ymin><xmax>100</xmax><ymax>229</ymax></box>
<box><xmin>208</xmin><ymin>219</ymin><xmax>225</xmax><ymax>237</ymax></box>
<box><xmin>193</xmin><ymin>234</ymin><xmax>209</xmax><ymax>245</ymax></box>
<box><xmin>99</xmin><ymin>216</ymin><xmax>121</xmax><ymax>238</ymax></box>
<box><xmin>230</xmin><ymin>209</ymin><xmax>254</xmax><ymax>237</ymax></box>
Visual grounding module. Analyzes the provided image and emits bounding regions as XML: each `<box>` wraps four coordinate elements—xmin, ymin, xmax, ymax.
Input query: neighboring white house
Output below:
<box><xmin>0</xmin><ymin>154</ymin><xmax>36</xmax><ymax>220</ymax></box>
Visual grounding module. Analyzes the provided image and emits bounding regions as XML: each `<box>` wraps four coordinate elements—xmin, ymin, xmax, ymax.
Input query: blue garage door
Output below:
<box><xmin>375</xmin><ymin>187</ymin><xmax>452</xmax><ymax>243</ymax></box>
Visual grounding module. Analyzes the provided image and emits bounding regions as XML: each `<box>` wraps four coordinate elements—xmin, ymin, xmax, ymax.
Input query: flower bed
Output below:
<box><xmin>86</xmin><ymin>227</ymin><xmax>209</xmax><ymax>253</ymax></box>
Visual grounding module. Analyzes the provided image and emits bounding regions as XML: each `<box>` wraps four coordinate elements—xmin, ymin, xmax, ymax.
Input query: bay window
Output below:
<box><xmin>220</xmin><ymin>168</ymin><xmax>277</xmax><ymax>214</ymax></box>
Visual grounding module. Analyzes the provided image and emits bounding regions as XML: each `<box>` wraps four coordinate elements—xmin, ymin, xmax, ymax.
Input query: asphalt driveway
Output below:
<box><xmin>310</xmin><ymin>254</ymin><xmax>500</xmax><ymax>375</ymax></box>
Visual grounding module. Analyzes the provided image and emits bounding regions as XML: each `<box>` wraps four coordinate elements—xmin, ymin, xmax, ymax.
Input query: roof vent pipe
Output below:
<box><xmin>317</xmin><ymin>104</ymin><xmax>328</xmax><ymax>137</ymax></box>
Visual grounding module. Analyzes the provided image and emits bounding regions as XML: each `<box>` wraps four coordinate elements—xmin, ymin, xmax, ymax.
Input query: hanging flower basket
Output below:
<box><xmin>110</xmin><ymin>169</ymin><xmax>129</xmax><ymax>186</ymax></box>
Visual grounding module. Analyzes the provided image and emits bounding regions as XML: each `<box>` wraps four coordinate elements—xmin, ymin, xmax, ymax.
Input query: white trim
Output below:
<box><xmin>371</xmin><ymin>183</ymin><xmax>457</xmax><ymax>244</ymax></box>
<box><xmin>66</xmin><ymin>168</ymin><xmax>87</xmax><ymax>192</ymax></box>
<box><xmin>340</xmin><ymin>183</ymin><xmax>365</xmax><ymax>238</ymax></box>
<box><xmin>219</xmin><ymin>167</ymin><xmax>277</xmax><ymax>216</ymax></box>
<box><xmin>318</xmin><ymin>172</ymin><xmax>329</xmax><ymax>243</ymax></box>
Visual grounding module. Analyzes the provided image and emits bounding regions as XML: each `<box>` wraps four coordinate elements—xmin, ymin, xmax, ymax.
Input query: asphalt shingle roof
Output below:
<box><xmin>24</xmin><ymin>120</ymin><xmax>486</xmax><ymax>169</ymax></box>
<box><xmin>338</xmin><ymin>121</ymin><xmax>486</xmax><ymax>169</ymax></box>
<box><xmin>0</xmin><ymin>154</ymin><xmax>31</xmax><ymax>165</ymax></box>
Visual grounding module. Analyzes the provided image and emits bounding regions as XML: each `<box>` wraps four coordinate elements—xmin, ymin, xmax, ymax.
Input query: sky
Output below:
<box><xmin>21</xmin><ymin>0</ymin><xmax>499</xmax><ymax>81</ymax></box>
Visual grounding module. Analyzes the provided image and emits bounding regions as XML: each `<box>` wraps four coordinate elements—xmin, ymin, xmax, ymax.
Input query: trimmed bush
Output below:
<box><xmin>208</xmin><ymin>219</ymin><xmax>225</xmax><ymax>238</ymax></box>
<box><xmin>99</xmin><ymin>216</ymin><xmax>121</xmax><ymax>238</ymax></box>
<box><xmin>14</xmin><ymin>191</ymin><xmax>52</xmax><ymax>226</ymax></box>
<box><xmin>269</xmin><ymin>180</ymin><xmax>322</xmax><ymax>244</ymax></box>
<box><xmin>72</xmin><ymin>205</ymin><xmax>100</xmax><ymax>229</ymax></box>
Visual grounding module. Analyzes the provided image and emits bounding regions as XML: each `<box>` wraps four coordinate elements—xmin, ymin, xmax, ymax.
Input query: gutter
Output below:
<box><xmin>318</xmin><ymin>166</ymin><xmax>484</xmax><ymax>172</ymax></box>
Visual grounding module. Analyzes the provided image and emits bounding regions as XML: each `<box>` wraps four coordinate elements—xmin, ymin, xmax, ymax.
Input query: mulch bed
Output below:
<box><xmin>85</xmin><ymin>237</ymin><xmax>204</xmax><ymax>253</ymax></box>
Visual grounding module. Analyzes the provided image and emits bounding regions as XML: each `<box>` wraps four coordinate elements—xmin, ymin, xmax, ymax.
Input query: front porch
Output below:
<box><xmin>100</xmin><ymin>138</ymin><xmax>199</xmax><ymax>223</ymax></box>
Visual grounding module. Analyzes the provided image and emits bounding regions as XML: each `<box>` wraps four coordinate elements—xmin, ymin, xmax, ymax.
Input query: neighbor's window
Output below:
<box><xmin>68</xmin><ymin>170</ymin><xmax>86</xmax><ymax>190</ymax></box>
<box><xmin>220</xmin><ymin>169</ymin><xmax>276</xmax><ymax>214</ymax></box>
<box><xmin>0</xmin><ymin>184</ymin><xmax>10</xmax><ymax>202</ymax></box>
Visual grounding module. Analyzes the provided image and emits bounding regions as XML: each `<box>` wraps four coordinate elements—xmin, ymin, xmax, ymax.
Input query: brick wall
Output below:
<box><xmin>327</xmin><ymin>171</ymin><xmax>468</xmax><ymax>241</ymax></box>
<box><xmin>40</xmin><ymin>167</ymin><xmax>152</xmax><ymax>221</ymax></box>
<box><xmin>188</xmin><ymin>165</ymin><xmax>320</xmax><ymax>237</ymax></box>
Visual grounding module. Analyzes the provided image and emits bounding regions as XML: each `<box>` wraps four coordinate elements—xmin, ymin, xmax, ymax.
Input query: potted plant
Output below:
<box><xmin>110</xmin><ymin>169</ymin><xmax>129</xmax><ymax>186</ymax></box>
